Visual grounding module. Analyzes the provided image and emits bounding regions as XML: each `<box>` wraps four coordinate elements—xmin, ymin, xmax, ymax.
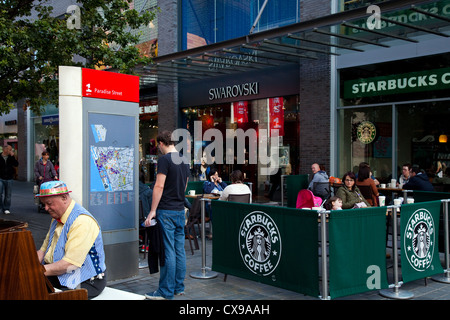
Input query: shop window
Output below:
<box><xmin>338</xmin><ymin>106</ymin><xmax>392</xmax><ymax>183</ymax></box>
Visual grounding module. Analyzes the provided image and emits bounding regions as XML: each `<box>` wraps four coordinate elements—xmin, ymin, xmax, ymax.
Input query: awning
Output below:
<box><xmin>138</xmin><ymin>0</ymin><xmax>450</xmax><ymax>88</ymax></box>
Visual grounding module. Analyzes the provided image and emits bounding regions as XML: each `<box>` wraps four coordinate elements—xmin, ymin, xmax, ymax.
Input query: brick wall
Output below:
<box><xmin>298</xmin><ymin>0</ymin><xmax>331</xmax><ymax>175</ymax></box>
<box><xmin>157</xmin><ymin>0</ymin><xmax>179</xmax><ymax>134</ymax></box>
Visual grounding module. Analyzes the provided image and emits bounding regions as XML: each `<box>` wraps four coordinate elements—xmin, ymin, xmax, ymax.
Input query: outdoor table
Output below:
<box><xmin>186</xmin><ymin>194</ymin><xmax>219</xmax><ymax>280</ymax></box>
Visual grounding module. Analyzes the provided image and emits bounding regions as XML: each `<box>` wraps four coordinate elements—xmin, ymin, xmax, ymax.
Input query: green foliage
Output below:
<box><xmin>0</xmin><ymin>0</ymin><xmax>157</xmax><ymax>115</ymax></box>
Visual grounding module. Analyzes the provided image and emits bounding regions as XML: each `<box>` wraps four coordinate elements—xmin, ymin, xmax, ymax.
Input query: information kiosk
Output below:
<box><xmin>59</xmin><ymin>66</ymin><xmax>140</xmax><ymax>281</ymax></box>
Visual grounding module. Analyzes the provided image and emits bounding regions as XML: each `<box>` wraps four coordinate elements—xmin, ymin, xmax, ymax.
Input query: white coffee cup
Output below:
<box><xmin>188</xmin><ymin>190</ymin><xmax>195</xmax><ymax>196</ymax></box>
<box><xmin>407</xmin><ymin>198</ymin><xmax>414</xmax><ymax>204</ymax></box>
<box><xmin>391</xmin><ymin>179</ymin><xmax>396</xmax><ymax>186</ymax></box>
<box><xmin>379</xmin><ymin>196</ymin><xmax>386</xmax><ymax>206</ymax></box>
<box><xmin>393</xmin><ymin>199</ymin><xmax>402</xmax><ymax>206</ymax></box>
<box><xmin>380</xmin><ymin>184</ymin><xmax>386</xmax><ymax>188</ymax></box>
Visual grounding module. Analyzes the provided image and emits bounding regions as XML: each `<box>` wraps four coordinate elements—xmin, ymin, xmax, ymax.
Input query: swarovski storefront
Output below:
<box><xmin>178</xmin><ymin>64</ymin><xmax>301</xmax><ymax>197</ymax></box>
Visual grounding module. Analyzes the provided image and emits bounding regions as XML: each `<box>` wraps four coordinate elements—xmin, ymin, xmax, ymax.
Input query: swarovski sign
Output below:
<box><xmin>208</xmin><ymin>82</ymin><xmax>259</xmax><ymax>100</ymax></box>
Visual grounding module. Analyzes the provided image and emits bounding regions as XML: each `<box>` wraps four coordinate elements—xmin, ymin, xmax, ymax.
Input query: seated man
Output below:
<box><xmin>403</xmin><ymin>166</ymin><xmax>434</xmax><ymax>191</ymax></box>
<box><xmin>36</xmin><ymin>181</ymin><xmax>106</xmax><ymax>299</ymax></box>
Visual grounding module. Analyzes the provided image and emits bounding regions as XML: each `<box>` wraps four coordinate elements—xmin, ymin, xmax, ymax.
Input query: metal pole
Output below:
<box><xmin>281</xmin><ymin>175</ymin><xmax>285</xmax><ymax>207</ymax></box>
<box><xmin>432</xmin><ymin>199</ymin><xmax>450</xmax><ymax>283</ymax></box>
<box><xmin>320</xmin><ymin>209</ymin><xmax>329</xmax><ymax>300</ymax></box>
<box><xmin>249</xmin><ymin>0</ymin><xmax>269</xmax><ymax>34</ymax></box>
<box><xmin>379</xmin><ymin>205</ymin><xmax>414</xmax><ymax>299</ymax></box>
<box><xmin>190</xmin><ymin>198</ymin><xmax>218</xmax><ymax>279</ymax></box>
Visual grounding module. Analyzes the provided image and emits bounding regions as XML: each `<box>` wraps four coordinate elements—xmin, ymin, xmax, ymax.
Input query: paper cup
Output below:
<box><xmin>380</xmin><ymin>184</ymin><xmax>386</xmax><ymax>188</ymax></box>
<box><xmin>407</xmin><ymin>198</ymin><xmax>414</xmax><ymax>204</ymax></box>
<box><xmin>188</xmin><ymin>190</ymin><xmax>195</xmax><ymax>195</ymax></box>
<box><xmin>393</xmin><ymin>199</ymin><xmax>402</xmax><ymax>206</ymax></box>
<box><xmin>379</xmin><ymin>196</ymin><xmax>386</xmax><ymax>206</ymax></box>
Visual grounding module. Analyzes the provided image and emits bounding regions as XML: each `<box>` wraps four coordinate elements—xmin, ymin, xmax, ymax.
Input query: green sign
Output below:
<box><xmin>344</xmin><ymin>68</ymin><xmax>450</xmax><ymax>98</ymax></box>
<box><xmin>211</xmin><ymin>201</ymin><xmax>320</xmax><ymax>297</ymax></box>
<box><xmin>400</xmin><ymin>201</ymin><xmax>444</xmax><ymax>283</ymax></box>
<box><xmin>328</xmin><ymin>207</ymin><xmax>389</xmax><ymax>299</ymax></box>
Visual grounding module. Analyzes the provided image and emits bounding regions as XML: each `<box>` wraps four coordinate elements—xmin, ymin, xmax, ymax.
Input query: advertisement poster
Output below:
<box><xmin>233</xmin><ymin>101</ymin><xmax>249</xmax><ymax>124</ymax></box>
<box><xmin>89</xmin><ymin>113</ymin><xmax>135</xmax><ymax>231</ymax></box>
<box><xmin>269</xmin><ymin>97</ymin><xmax>284</xmax><ymax>136</ymax></box>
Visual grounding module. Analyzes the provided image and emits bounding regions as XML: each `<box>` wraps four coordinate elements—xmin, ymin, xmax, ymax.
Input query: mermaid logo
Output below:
<box><xmin>404</xmin><ymin>208</ymin><xmax>435</xmax><ymax>272</ymax></box>
<box><xmin>239</xmin><ymin>211</ymin><xmax>281</xmax><ymax>276</ymax></box>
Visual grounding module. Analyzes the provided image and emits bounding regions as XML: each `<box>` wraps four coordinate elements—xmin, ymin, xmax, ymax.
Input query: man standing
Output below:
<box><xmin>145</xmin><ymin>131</ymin><xmax>190</xmax><ymax>300</ymax></box>
<box><xmin>36</xmin><ymin>181</ymin><xmax>106</xmax><ymax>299</ymax></box>
<box><xmin>0</xmin><ymin>145</ymin><xmax>18</xmax><ymax>214</ymax></box>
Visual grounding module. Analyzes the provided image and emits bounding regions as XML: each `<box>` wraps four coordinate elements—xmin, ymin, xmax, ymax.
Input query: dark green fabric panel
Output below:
<box><xmin>212</xmin><ymin>201</ymin><xmax>320</xmax><ymax>297</ymax></box>
<box><xmin>400</xmin><ymin>201</ymin><xmax>444</xmax><ymax>283</ymax></box>
<box><xmin>329</xmin><ymin>207</ymin><xmax>389</xmax><ymax>299</ymax></box>
<box><xmin>285</xmin><ymin>175</ymin><xmax>309</xmax><ymax>208</ymax></box>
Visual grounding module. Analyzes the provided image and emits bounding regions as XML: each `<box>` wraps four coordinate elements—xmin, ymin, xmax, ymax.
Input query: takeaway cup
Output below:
<box><xmin>188</xmin><ymin>190</ymin><xmax>195</xmax><ymax>196</ymax></box>
<box><xmin>391</xmin><ymin>179</ymin><xmax>397</xmax><ymax>187</ymax></box>
<box><xmin>407</xmin><ymin>198</ymin><xmax>415</xmax><ymax>204</ymax></box>
<box><xmin>380</xmin><ymin>184</ymin><xmax>386</xmax><ymax>188</ymax></box>
<box><xmin>378</xmin><ymin>196</ymin><xmax>386</xmax><ymax>207</ymax></box>
<box><xmin>393</xmin><ymin>198</ymin><xmax>402</xmax><ymax>206</ymax></box>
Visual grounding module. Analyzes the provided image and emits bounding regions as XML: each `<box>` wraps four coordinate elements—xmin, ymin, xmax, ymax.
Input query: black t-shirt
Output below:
<box><xmin>157</xmin><ymin>152</ymin><xmax>190</xmax><ymax>211</ymax></box>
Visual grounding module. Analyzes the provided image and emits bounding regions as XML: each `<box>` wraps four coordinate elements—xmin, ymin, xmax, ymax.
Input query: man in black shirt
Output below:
<box><xmin>0</xmin><ymin>145</ymin><xmax>18</xmax><ymax>214</ymax></box>
<box><xmin>144</xmin><ymin>130</ymin><xmax>189</xmax><ymax>300</ymax></box>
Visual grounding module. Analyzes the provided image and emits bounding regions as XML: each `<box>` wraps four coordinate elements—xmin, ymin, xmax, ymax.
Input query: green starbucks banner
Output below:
<box><xmin>211</xmin><ymin>201</ymin><xmax>319</xmax><ymax>297</ymax></box>
<box><xmin>400</xmin><ymin>201</ymin><xmax>444</xmax><ymax>283</ymax></box>
<box><xmin>328</xmin><ymin>207</ymin><xmax>389</xmax><ymax>299</ymax></box>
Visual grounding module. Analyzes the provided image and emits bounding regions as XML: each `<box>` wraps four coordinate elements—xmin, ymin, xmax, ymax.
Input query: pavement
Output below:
<box><xmin>3</xmin><ymin>180</ymin><xmax>450</xmax><ymax>305</ymax></box>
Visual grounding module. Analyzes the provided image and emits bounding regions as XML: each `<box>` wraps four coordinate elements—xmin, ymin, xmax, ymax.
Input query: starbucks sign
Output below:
<box><xmin>403</xmin><ymin>208</ymin><xmax>436</xmax><ymax>272</ymax></box>
<box><xmin>239</xmin><ymin>211</ymin><xmax>282</xmax><ymax>276</ymax></box>
<box><xmin>357</xmin><ymin>121</ymin><xmax>376</xmax><ymax>144</ymax></box>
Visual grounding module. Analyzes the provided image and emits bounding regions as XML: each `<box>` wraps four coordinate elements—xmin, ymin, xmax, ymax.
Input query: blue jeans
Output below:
<box><xmin>156</xmin><ymin>209</ymin><xmax>186</xmax><ymax>299</ymax></box>
<box><xmin>0</xmin><ymin>179</ymin><xmax>13</xmax><ymax>212</ymax></box>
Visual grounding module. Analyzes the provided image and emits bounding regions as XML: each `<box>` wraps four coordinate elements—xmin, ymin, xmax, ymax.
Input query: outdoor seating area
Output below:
<box><xmin>182</xmin><ymin>175</ymin><xmax>450</xmax><ymax>300</ymax></box>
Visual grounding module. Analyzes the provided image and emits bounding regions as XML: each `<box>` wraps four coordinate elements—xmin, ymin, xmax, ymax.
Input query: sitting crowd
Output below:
<box><xmin>303</xmin><ymin>161</ymin><xmax>437</xmax><ymax>211</ymax></box>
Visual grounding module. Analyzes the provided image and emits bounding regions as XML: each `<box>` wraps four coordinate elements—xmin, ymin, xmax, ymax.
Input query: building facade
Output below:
<box><xmin>148</xmin><ymin>0</ymin><xmax>450</xmax><ymax>196</ymax></box>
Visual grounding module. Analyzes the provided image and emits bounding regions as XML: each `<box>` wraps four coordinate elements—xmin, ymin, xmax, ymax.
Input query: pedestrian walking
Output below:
<box><xmin>0</xmin><ymin>144</ymin><xmax>18</xmax><ymax>214</ymax></box>
<box><xmin>144</xmin><ymin>130</ymin><xmax>190</xmax><ymax>300</ymax></box>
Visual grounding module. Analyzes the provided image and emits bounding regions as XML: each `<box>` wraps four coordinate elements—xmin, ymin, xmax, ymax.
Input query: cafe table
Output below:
<box><xmin>186</xmin><ymin>193</ymin><xmax>219</xmax><ymax>280</ymax></box>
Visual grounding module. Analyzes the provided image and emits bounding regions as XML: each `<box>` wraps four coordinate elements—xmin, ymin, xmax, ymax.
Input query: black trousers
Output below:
<box><xmin>47</xmin><ymin>272</ymin><xmax>107</xmax><ymax>299</ymax></box>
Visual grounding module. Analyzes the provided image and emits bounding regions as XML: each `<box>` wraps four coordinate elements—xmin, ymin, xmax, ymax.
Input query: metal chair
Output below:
<box><xmin>227</xmin><ymin>193</ymin><xmax>251</xmax><ymax>203</ymax></box>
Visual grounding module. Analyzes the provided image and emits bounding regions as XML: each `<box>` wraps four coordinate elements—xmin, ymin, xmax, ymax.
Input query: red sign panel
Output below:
<box><xmin>233</xmin><ymin>101</ymin><xmax>248</xmax><ymax>124</ymax></box>
<box><xmin>82</xmin><ymin>68</ymin><xmax>139</xmax><ymax>102</ymax></box>
<box><xmin>269</xmin><ymin>97</ymin><xmax>284</xmax><ymax>136</ymax></box>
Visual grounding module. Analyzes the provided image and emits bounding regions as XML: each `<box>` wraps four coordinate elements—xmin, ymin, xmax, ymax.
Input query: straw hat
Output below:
<box><xmin>36</xmin><ymin>181</ymin><xmax>72</xmax><ymax>197</ymax></box>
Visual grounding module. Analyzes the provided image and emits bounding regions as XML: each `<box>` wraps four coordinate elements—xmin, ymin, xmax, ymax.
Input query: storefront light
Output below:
<box><xmin>439</xmin><ymin>134</ymin><xmax>448</xmax><ymax>143</ymax></box>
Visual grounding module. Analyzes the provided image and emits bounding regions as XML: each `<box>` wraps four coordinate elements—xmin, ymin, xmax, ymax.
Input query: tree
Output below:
<box><xmin>0</xmin><ymin>0</ymin><xmax>157</xmax><ymax>115</ymax></box>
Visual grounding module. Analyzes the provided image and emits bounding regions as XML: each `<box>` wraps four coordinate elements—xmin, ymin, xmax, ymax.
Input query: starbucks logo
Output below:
<box><xmin>404</xmin><ymin>208</ymin><xmax>435</xmax><ymax>272</ymax></box>
<box><xmin>357</xmin><ymin>121</ymin><xmax>376</xmax><ymax>144</ymax></box>
<box><xmin>239</xmin><ymin>211</ymin><xmax>281</xmax><ymax>276</ymax></box>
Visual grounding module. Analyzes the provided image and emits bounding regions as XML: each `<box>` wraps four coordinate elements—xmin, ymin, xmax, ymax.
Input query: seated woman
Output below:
<box><xmin>203</xmin><ymin>168</ymin><xmax>227</xmax><ymax>194</ymax></box>
<box><xmin>336</xmin><ymin>171</ymin><xmax>371</xmax><ymax>209</ymax></box>
<box><xmin>219</xmin><ymin>170</ymin><xmax>252</xmax><ymax>203</ymax></box>
<box><xmin>355</xmin><ymin>164</ymin><xmax>379</xmax><ymax>206</ymax></box>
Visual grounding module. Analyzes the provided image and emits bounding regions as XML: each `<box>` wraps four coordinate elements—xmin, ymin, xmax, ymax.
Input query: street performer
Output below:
<box><xmin>36</xmin><ymin>181</ymin><xmax>106</xmax><ymax>299</ymax></box>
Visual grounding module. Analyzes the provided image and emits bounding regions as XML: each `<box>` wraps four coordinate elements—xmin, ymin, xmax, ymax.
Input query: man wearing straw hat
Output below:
<box><xmin>36</xmin><ymin>180</ymin><xmax>106</xmax><ymax>299</ymax></box>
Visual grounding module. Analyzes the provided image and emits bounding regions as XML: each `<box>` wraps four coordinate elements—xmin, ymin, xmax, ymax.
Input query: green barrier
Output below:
<box><xmin>211</xmin><ymin>201</ymin><xmax>320</xmax><ymax>297</ymax></box>
<box><xmin>283</xmin><ymin>175</ymin><xmax>309</xmax><ymax>208</ymax></box>
<box><xmin>412</xmin><ymin>190</ymin><xmax>450</xmax><ymax>253</ymax></box>
<box><xmin>328</xmin><ymin>207</ymin><xmax>389</xmax><ymax>299</ymax></box>
<box><xmin>412</xmin><ymin>190</ymin><xmax>450</xmax><ymax>203</ymax></box>
<box><xmin>400</xmin><ymin>201</ymin><xmax>444</xmax><ymax>283</ymax></box>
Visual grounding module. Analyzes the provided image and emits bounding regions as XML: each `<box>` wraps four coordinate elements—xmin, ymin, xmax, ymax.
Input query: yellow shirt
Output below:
<box><xmin>40</xmin><ymin>200</ymin><xmax>100</xmax><ymax>268</ymax></box>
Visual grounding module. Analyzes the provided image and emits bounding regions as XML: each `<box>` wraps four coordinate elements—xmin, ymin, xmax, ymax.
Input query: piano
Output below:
<box><xmin>0</xmin><ymin>219</ymin><xmax>87</xmax><ymax>300</ymax></box>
